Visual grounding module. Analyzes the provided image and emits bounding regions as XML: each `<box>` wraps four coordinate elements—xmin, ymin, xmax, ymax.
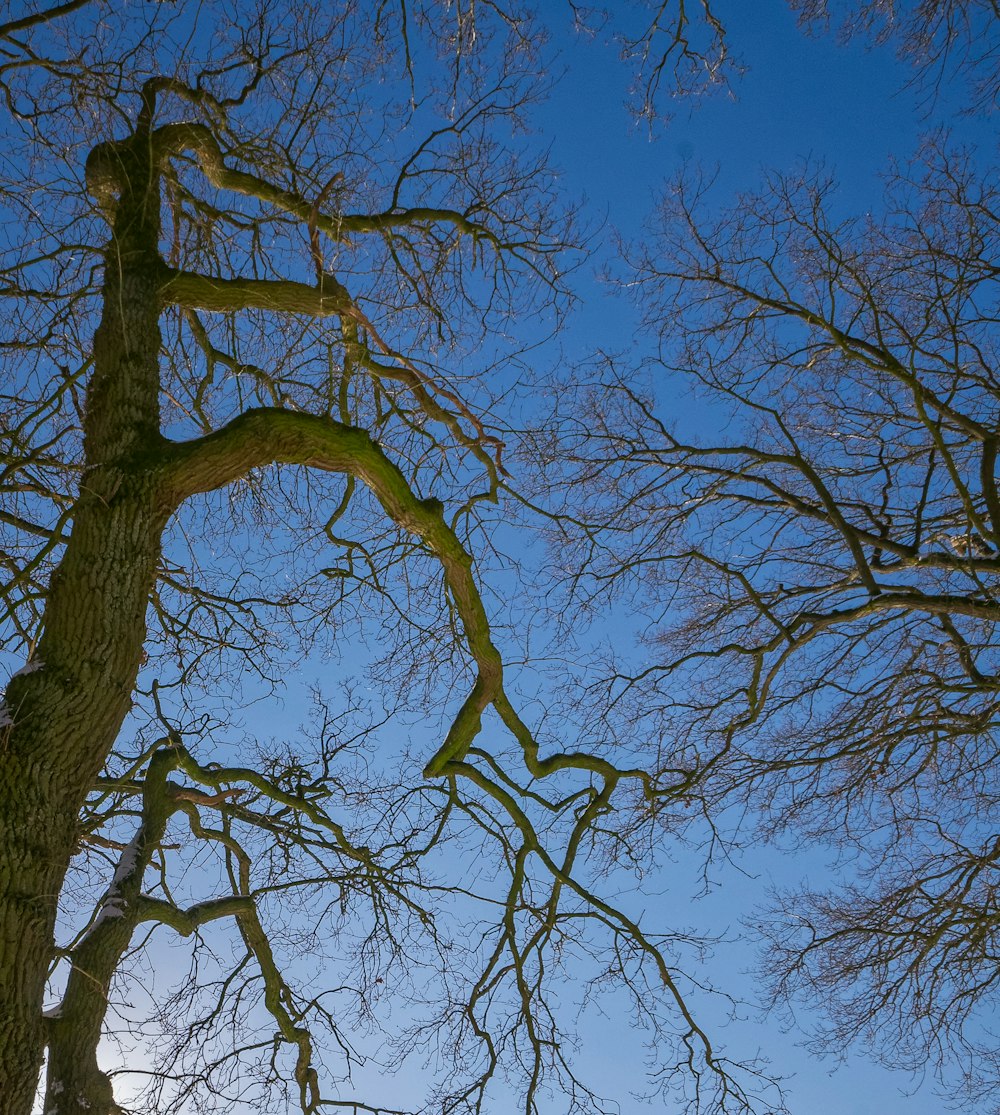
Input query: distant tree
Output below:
<box><xmin>0</xmin><ymin>4</ymin><xmax>781</xmax><ymax>1115</ymax></box>
<box><xmin>550</xmin><ymin>138</ymin><xmax>1000</xmax><ymax>1106</ymax></box>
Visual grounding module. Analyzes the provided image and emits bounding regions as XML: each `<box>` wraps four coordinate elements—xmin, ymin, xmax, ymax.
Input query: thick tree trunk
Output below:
<box><xmin>0</xmin><ymin>482</ymin><xmax>170</xmax><ymax>1115</ymax></box>
<box><xmin>44</xmin><ymin>748</ymin><xmax>180</xmax><ymax>1115</ymax></box>
<box><xmin>0</xmin><ymin>131</ymin><xmax>167</xmax><ymax>1115</ymax></box>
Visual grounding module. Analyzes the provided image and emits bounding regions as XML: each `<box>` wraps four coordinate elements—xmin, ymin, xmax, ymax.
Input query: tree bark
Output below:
<box><xmin>0</xmin><ymin>129</ymin><xmax>168</xmax><ymax>1115</ymax></box>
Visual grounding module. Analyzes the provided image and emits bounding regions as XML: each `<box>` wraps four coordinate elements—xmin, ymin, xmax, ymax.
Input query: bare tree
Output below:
<box><xmin>790</xmin><ymin>0</ymin><xmax>1000</xmax><ymax>109</ymax></box>
<box><xmin>8</xmin><ymin>3</ymin><xmax>996</xmax><ymax>1113</ymax></box>
<box><xmin>591</xmin><ymin>0</ymin><xmax>1000</xmax><ymax>119</ymax></box>
<box><xmin>0</xmin><ymin>4</ymin><xmax>783</xmax><ymax>1115</ymax></box>
<box><xmin>545</xmin><ymin>137</ymin><xmax>1000</xmax><ymax>1107</ymax></box>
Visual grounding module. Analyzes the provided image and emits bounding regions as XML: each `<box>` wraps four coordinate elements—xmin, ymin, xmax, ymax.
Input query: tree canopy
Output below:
<box><xmin>1</xmin><ymin>3</ymin><xmax>998</xmax><ymax>1115</ymax></box>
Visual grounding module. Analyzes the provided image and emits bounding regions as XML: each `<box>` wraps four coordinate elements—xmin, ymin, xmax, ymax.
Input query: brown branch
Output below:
<box><xmin>162</xmin><ymin>408</ymin><xmax>503</xmax><ymax>773</ymax></box>
<box><xmin>160</xmin><ymin>266</ymin><xmax>350</xmax><ymax>318</ymax></box>
<box><xmin>0</xmin><ymin>0</ymin><xmax>92</xmax><ymax>40</ymax></box>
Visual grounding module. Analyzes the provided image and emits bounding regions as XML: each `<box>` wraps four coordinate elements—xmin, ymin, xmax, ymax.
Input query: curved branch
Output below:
<box><xmin>162</xmin><ymin>408</ymin><xmax>502</xmax><ymax>773</ymax></box>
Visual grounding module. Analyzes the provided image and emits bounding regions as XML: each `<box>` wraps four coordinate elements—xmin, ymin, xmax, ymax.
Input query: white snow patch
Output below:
<box><xmin>111</xmin><ymin>830</ymin><xmax>143</xmax><ymax>886</ymax></box>
<box><xmin>92</xmin><ymin>896</ymin><xmax>127</xmax><ymax>927</ymax></box>
<box><xmin>79</xmin><ymin>830</ymin><xmax>144</xmax><ymax>939</ymax></box>
<box><xmin>11</xmin><ymin>656</ymin><xmax>43</xmax><ymax>679</ymax></box>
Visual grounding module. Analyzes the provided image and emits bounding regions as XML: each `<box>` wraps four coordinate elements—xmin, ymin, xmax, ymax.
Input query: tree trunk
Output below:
<box><xmin>0</xmin><ymin>131</ymin><xmax>167</xmax><ymax>1115</ymax></box>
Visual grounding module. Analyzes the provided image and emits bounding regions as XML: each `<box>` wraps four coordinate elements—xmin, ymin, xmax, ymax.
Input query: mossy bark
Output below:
<box><xmin>0</xmin><ymin>130</ymin><xmax>167</xmax><ymax>1115</ymax></box>
<box><xmin>0</xmin><ymin>106</ymin><xmax>511</xmax><ymax>1115</ymax></box>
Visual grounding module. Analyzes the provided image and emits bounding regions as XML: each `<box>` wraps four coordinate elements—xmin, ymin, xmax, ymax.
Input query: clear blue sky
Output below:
<box><xmin>17</xmin><ymin>4</ymin><xmax>994</xmax><ymax>1114</ymax></box>
<box><xmin>250</xmin><ymin>10</ymin><xmax>991</xmax><ymax>1113</ymax></box>
<box><xmin>209</xmin><ymin>9</ymin><xmax>991</xmax><ymax>1114</ymax></box>
<box><xmin>510</xmin><ymin>5</ymin><xmax>993</xmax><ymax>1114</ymax></box>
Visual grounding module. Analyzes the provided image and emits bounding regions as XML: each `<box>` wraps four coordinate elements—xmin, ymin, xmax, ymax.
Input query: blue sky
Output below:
<box><xmin>537</xmin><ymin>0</ymin><xmax>989</xmax><ymax>358</ymax></box>
<box><xmin>14</xmin><ymin>3</ymin><xmax>996</xmax><ymax>1113</ymax></box>
<box><xmin>502</xmin><ymin>5</ymin><xmax>996</xmax><ymax>1114</ymax></box>
<box><xmin>172</xmin><ymin>9</ymin><xmax>992</xmax><ymax>1113</ymax></box>
<box><xmin>235</xmin><ymin>11</ymin><xmax>995</xmax><ymax>1111</ymax></box>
